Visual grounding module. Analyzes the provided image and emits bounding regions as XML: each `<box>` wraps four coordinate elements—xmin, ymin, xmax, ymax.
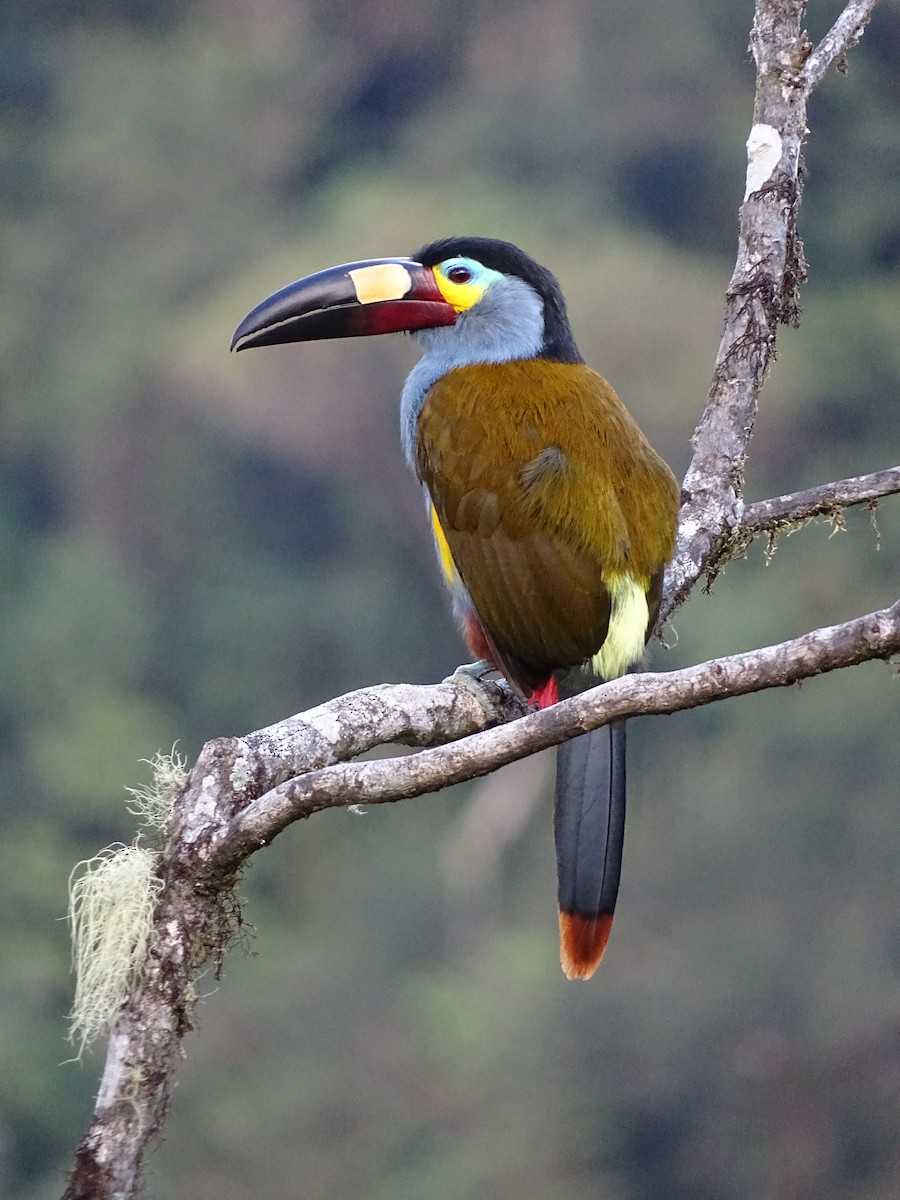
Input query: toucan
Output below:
<box><xmin>232</xmin><ymin>237</ymin><xmax>679</xmax><ymax>979</ymax></box>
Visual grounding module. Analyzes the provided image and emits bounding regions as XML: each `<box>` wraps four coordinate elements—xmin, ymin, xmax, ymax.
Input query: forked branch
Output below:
<box><xmin>664</xmin><ymin>0</ymin><xmax>881</xmax><ymax>619</ymax></box>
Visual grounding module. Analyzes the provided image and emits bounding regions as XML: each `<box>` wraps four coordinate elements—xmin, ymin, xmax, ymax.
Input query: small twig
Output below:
<box><xmin>801</xmin><ymin>0</ymin><xmax>880</xmax><ymax>87</ymax></box>
<box><xmin>741</xmin><ymin>465</ymin><xmax>900</xmax><ymax>533</ymax></box>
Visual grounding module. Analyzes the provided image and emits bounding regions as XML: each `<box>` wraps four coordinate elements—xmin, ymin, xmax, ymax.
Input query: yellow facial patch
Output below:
<box><xmin>429</xmin><ymin>257</ymin><xmax>506</xmax><ymax>311</ymax></box>
<box><xmin>348</xmin><ymin>262</ymin><xmax>412</xmax><ymax>305</ymax></box>
<box><xmin>593</xmin><ymin>572</ymin><xmax>649</xmax><ymax>681</ymax></box>
<box><xmin>433</xmin><ymin>271</ymin><xmax>489</xmax><ymax>312</ymax></box>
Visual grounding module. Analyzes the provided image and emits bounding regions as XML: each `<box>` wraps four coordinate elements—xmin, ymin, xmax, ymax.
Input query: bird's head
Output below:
<box><xmin>231</xmin><ymin>237</ymin><xmax>583</xmax><ymax>365</ymax></box>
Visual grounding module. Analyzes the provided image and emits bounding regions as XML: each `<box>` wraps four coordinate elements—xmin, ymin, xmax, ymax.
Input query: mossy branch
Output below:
<box><xmin>704</xmin><ymin>464</ymin><xmax>900</xmax><ymax>584</ymax></box>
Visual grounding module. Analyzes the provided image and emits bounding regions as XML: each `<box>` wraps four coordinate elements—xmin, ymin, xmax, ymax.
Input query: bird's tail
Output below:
<box><xmin>554</xmin><ymin>720</ymin><xmax>626</xmax><ymax>980</ymax></box>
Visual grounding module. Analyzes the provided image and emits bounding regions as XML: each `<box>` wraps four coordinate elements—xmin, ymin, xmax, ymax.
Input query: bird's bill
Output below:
<box><xmin>231</xmin><ymin>258</ymin><xmax>457</xmax><ymax>351</ymax></box>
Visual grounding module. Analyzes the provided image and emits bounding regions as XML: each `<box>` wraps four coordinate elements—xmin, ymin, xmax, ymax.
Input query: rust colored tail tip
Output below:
<box><xmin>559</xmin><ymin>910</ymin><xmax>614</xmax><ymax>980</ymax></box>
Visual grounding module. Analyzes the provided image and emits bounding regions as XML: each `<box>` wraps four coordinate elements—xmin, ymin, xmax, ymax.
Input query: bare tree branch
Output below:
<box><xmin>210</xmin><ymin>600</ymin><xmax>900</xmax><ymax>873</ymax></box>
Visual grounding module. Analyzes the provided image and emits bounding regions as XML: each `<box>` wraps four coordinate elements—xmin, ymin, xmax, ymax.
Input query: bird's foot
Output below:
<box><xmin>444</xmin><ymin>659</ymin><xmax>495</xmax><ymax>685</ymax></box>
<box><xmin>444</xmin><ymin>660</ymin><xmax>499</xmax><ymax>715</ymax></box>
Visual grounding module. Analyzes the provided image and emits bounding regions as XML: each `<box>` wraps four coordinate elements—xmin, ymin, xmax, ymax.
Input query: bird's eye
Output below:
<box><xmin>446</xmin><ymin>264</ymin><xmax>473</xmax><ymax>284</ymax></box>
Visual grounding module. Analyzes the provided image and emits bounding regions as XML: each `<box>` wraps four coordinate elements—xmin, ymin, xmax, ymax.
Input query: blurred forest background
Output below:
<box><xmin>1</xmin><ymin>1</ymin><xmax>899</xmax><ymax>1197</ymax></box>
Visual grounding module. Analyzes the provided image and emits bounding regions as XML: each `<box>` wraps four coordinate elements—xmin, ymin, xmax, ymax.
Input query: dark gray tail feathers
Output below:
<box><xmin>554</xmin><ymin>720</ymin><xmax>626</xmax><ymax>978</ymax></box>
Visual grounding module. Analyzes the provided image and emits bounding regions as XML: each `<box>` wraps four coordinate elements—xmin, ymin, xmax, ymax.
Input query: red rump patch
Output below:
<box><xmin>530</xmin><ymin>676</ymin><xmax>559</xmax><ymax>710</ymax></box>
<box><xmin>559</xmin><ymin>911</ymin><xmax>613</xmax><ymax>980</ymax></box>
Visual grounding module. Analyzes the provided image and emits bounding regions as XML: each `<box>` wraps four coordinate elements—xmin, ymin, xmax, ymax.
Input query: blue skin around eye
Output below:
<box><xmin>441</xmin><ymin>257</ymin><xmax>479</xmax><ymax>283</ymax></box>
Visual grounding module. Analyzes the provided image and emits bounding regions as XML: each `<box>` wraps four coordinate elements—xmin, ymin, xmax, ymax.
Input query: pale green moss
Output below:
<box><xmin>124</xmin><ymin>747</ymin><xmax>188</xmax><ymax>833</ymax></box>
<box><xmin>67</xmin><ymin>844</ymin><xmax>163</xmax><ymax>1057</ymax></box>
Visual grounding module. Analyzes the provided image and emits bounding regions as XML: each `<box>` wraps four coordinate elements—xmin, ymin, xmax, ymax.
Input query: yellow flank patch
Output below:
<box><xmin>433</xmin><ymin>271</ymin><xmax>489</xmax><ymax>313</ymax></box>
<box><xmin>593</xmin><ymin>572</ymin><xmax>649</xmax><ymax>680</ymax></box>
<box><xmin>430</xmin><ymin>504</ymin><xmax>460</xmax><ymax>589</ymax></box>
<box><xmin>348</xmin><ymin>262</ymin><xmax>412</xmax><ymax>305</ymax></box>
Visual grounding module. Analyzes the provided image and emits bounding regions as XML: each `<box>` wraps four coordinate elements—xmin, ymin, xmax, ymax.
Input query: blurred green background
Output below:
<box><xmin>2</xmin><ymin>2</ymin><xmax>899</xmax><ymax>1197</ymax></box>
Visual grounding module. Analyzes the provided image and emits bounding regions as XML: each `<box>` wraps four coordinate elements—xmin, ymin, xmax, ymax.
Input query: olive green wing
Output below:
<box><xmin>416</xmin><ymin>367</ymin><xmax>618</xmax><ymax>693</ymax></box>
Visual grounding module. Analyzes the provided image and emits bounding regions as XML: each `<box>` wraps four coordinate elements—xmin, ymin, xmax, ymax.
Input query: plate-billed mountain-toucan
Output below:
<box><xmin>232</xmin><ymin>237</ymin><xmax>680</xmax><ymax>979</ymax></box>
